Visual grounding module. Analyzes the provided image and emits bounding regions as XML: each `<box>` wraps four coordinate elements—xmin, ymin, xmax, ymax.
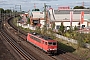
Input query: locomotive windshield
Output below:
<box><xmin>48</xmin><ymin>42</ymin><xmax>52</xmax><ymax>45</ymax></box>
<box><xmin>53</xmin><ymin>42</ymin><xmax>56</xmax><ymax>45</ymax></box>
<box><xmin>48</xmin><ymin>42</ymin><xmax>56</xmax><ymax>45</ymax></box>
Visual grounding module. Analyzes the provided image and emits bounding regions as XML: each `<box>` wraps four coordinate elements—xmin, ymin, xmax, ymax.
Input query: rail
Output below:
<box><xmin>1</xmin><ymin>25</ymin><xmax>37</xmax><ymax>60</ymax></box>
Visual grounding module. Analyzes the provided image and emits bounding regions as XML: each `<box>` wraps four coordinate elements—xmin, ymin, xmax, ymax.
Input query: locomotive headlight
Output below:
<box><xmin>53</xmin><ymin>48</ymin><xmax>57</xmax><ymax>50</ymax></box>
<box><xmin>50</xmin><ymin>49</ymin><xmax>53</xmax><ymax>50</ymax></box>
<box><xmin>49</xmin><ymin>48</ymin><xmax>57</xmax><ymax>50</ymax></box>
<box><xmin>53</xmin><ymin>49</ymin><xmax>55</xmax><ymax>50</ymax></box>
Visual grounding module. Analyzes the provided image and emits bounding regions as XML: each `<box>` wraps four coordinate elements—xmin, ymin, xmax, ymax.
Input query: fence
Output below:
<box><xmin>55</xmin><ymin>34</ymin><xmax>90</xmax><ymax>49</ymax></box>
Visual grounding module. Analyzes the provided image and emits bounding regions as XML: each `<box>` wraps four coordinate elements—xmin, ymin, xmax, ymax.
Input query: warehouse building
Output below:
<box><xmin>29</xmin><ymin>7</ymin><xmax>90</xmax><ymax>30</ymax></box>
<box><xmin>49</xmin><ymin>8</ymin><xmax>90</xmax><ymax>30</ymax></box>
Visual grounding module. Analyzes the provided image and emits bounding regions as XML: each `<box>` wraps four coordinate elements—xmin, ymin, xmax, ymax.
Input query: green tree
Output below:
<box><xmin>35</xmin><ymin>26</ymin><xmax>41</xmax><ymax>34</ymax></box>
<box><xmin>76</xmin><ymin>33</ymin><xmax>85</xmax><ymax>48</ymax></box>
<box><xmin>73</xmin><ymin>6</ymin><xmax>85</xmax><ymax>9</ymax></box>
<box><xmin>69</xmin><ymin>26</ymin><xmax>73</xmax><ymax>33</ymax></box>
<box><xmin>74</xmin><ymin>25</ymin><xmax>78</xmax><ymax>31</ymax></box>
<box><xmin>84</xmin><ymin>34</ymin><xmax>90</xmax><ymax>43</ymax></box>
<box><xmin>47</xmin><ymin>28</ymin><xmax>56</xmax><ymax>39</ymax></box>
<box><xmin>41</xmin><ymin>24</ymin><xmax>47</xmax><ymax>35</ymax></box>
<box><xmin>32</xmin><ymin>9</ymin><xmax>40</xmax><ymax>11</ymax></box>
<box><xmin>0</xmin><ymin>8</ymin><xmax>4</xmax><ymax>13</ymax></box>
<box><xmin>27</xmin><ymin>17</ymin><xmax>30</xmax><ymax>24</ymax></box>
<box><xmin>58</xmin><ymin>22</ymin><xmax>65</xmax><ymax>35</ymax></box>
<box><xmin>4</xmin><ymin>9</ymin><xmax>12</xmax><ymax>13</ymax></box>
<box><xmin>65</xmin><ymin>32</ymin><xmax>70</xmax><ymax>37</ymax></box>
<box><xmin>51</xmin><ymin>22</ymin><xmax>55</xmax><ymax>30</ymax></box>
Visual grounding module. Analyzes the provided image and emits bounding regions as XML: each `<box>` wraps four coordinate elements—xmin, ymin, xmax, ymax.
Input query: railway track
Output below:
<box><xmin>0</xmin><ymin>29</ymin><xmax>37</xmax><ymax>60</ymax></box>
<box><xmin>1</xmin><ymin>18</ymin><xmax>37</xmax><ymax>60</ymax></box>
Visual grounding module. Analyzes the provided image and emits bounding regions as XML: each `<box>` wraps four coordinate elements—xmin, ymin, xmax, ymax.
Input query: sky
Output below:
<box><xmin>0</xmin><ymin>0</ymin><xmax>90</xmax><ymax>11</ymax></box>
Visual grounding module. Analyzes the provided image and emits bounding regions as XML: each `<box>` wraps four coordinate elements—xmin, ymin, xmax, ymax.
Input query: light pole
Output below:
<box><xmin>44</xmin><ymin>3</ymin><xmax>51</xmax><ymax>30</ymax></box>
<box><xmin>10</xmin><ymin>7</ymin><xmax>14</xmax><ymax>16</ymax></box>
<box><xmin>0</xmin><ymin>10</ymin><xmax>2</xmax><ymax>29</ymax></box>
<box><xmin>0</xmin><ymin>10</ymin><xmax>4</xmax><ymax>29</ymax></box>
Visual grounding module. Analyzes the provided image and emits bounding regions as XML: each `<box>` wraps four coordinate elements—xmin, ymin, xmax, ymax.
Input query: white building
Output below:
<box><xmin>49</xmin><ymin>8</ymin><xmax>90</xmax><ymax>30</ymax></box>
<box><xmin>30</xmin><ymin>11</ymin><xmax>50</xmax><ymax>28</ymax></box>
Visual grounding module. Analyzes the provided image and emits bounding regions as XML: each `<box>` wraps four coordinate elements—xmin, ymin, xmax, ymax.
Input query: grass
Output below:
<box><xmin>55</xmin><ymin>38</ymin><xmax>90</xmax><ymax>60</ymax></box>
<box><xmin>55</xmin><ymin>38</ymin><xmax>76</xmax><ymax>52</ymax></box>
<box><xmin>87</xmin><ymin>58</ymin><xmax>90</xmax><ymax>60</ymax></box>
<box><xmin>13</xmin><ymin>17</ymin><xmax>19</xmax><ymax>25</ymax></box>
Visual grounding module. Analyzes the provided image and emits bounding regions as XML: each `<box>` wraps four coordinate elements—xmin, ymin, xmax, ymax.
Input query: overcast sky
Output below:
<box><xmin>0</xmin><ymin>0</ymin><xmax>90</xmax><ymax>11</ymax></box>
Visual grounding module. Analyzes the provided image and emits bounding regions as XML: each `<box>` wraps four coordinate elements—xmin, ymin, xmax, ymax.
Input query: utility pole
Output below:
<box><xmin>44</xmin><ymin>3</ymin><xmax>48</xmax><ymax>30</ymax></box>
<box><xmin>44</xmin><ymin>3</ymin><xmax>47</xmax><ymax>23</ymax></box>
<box><xmin>0</xmin><ymin>10</ymin><xmax>4</xmax><ymax>29</ymax></box>
<box><xmin>15</xmin><ymin>5</ymin><xmax>21</xmax><ymax>42</ymax></box>
<box><xmin>0</xmin><ymin>10</ymin><xmax>2</xmax><ymax>29</ymax></box>
<box><xmin>15</xmin><ymin>5</ymin><xmax>22</xmax><ymax>15</ymax></box>
<box><xmin>44</xmin><ymin>3</ymin><xmax>51</xmax><ymax>30</ymax></box>
<box><xmin>10</xmin><ymin>7</ymin><xmax>14</xmax><ymax>16</ymax></box>
<box><xmin>20</xmin><ymin>5</ymin><xmax>22</xmax><ymax>13</ymax></box>
<box><xmin>70</xmin><ymin>11</ymin><xmax>73</xmax><ymax>32</ymax></box>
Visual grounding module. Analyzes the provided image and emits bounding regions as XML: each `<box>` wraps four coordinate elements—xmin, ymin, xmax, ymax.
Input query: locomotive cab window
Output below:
<box><xmin>53</xmin><ymin>42</ymin><xmax>56</xmax><ymax>45</ymax></box>
<box><xmin>48</xmin><ymin>42</ymin><xmax>52</xmax><ymax>45</ymax></box>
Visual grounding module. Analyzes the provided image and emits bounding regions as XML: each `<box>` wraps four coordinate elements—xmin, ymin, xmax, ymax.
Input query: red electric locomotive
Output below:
<box><xmin>27</xmin><ymin>32</ymin><xmax>57</xmax><ymax>54</ymax></box>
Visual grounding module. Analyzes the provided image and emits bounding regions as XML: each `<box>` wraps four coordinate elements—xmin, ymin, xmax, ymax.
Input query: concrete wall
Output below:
<box><xmin>40</xmin><ymin>20</ymin><xmax>45</xmax><ymax>28</ymax></box>
<box><xmin>55</xmin><ymin>21</ymin><xmax>88</xmax><ymax>30</ymax></box>
<box><xmin>55</xmin><ymin>34</ymin><xmax>90</xmax><ymax>49</ymax></box>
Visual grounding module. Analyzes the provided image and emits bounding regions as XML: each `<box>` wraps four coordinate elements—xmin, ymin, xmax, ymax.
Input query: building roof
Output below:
<box><xmin>54</xmin><ymin>9</ymin><xmax>90</xmax><ymax>14</ymax></box>
<box><xmin>49</xmin><ymin>9</ymin><xmax>90</xmax><ymax>21</ymax></box>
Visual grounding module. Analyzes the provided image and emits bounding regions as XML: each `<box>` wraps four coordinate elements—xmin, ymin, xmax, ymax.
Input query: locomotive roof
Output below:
<box><xmin>30</xmin><ymin>32</ymin><xmax>53</xmax><ymax>40</ymax></box>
